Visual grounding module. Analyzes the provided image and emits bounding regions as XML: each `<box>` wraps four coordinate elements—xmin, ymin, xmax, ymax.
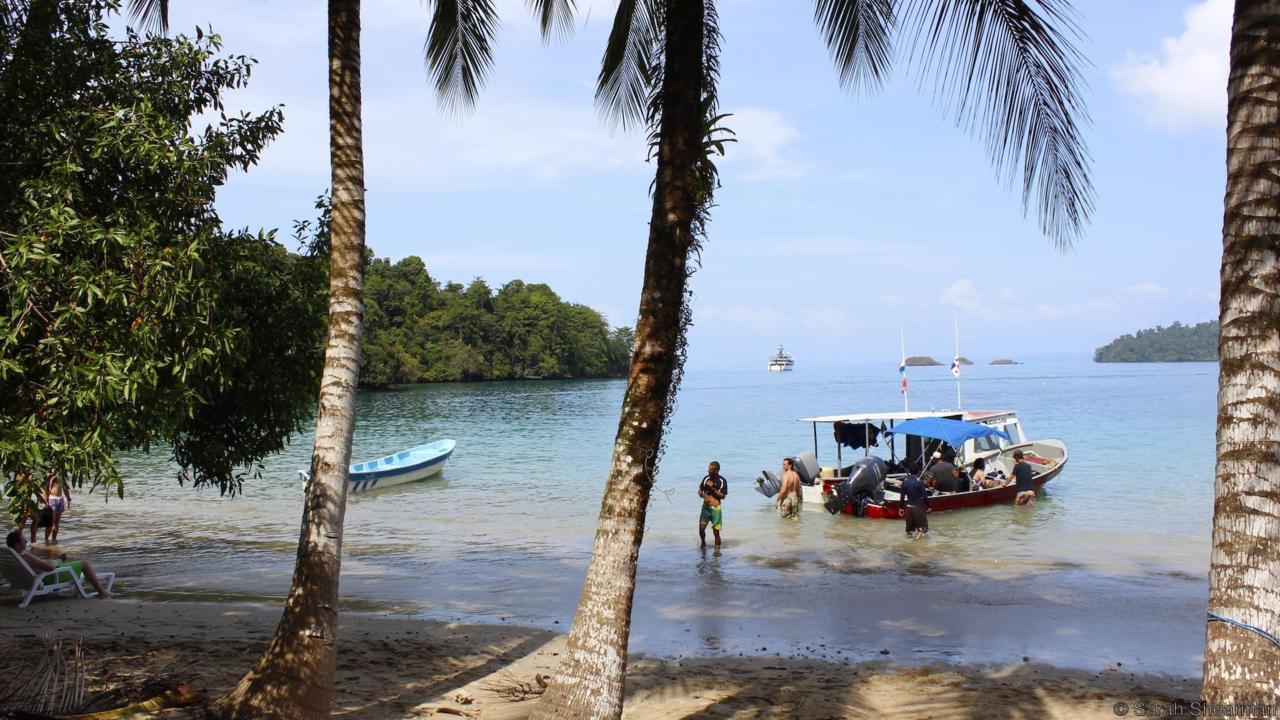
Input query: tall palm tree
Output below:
<box><xmin>126</xmin><ymin>0</ymin><xmax>572</xmax><ymax>716</ymax></box>
<box><xmin>533</xmin><ymin>1</ymin><xmax>1094</xmax><ymax>718</ymax></box>
<box><xmin>1203</xmin><ymin>0</ymin><xmax>1280</xmax><ymax>704</ymax></box>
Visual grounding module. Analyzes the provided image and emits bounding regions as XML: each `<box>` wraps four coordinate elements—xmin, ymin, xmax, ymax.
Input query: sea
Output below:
<box><xmin>52</xmin><ymin>362</ymin><xmax>1216</xmax><ymax>676</ymax></box>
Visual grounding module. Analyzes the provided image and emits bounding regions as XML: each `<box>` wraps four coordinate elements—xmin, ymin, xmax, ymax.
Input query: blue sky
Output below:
<box><xmin>157</xmin><ymin>0</ymin><xmax>1229</xmax><ymax>369</ymax></box>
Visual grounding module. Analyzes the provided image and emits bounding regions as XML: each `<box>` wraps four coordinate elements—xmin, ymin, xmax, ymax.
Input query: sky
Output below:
<box><xmin>152</xmin><ymin>0</ymin><xmax>1230</xmax><ymax>370</ymax></box>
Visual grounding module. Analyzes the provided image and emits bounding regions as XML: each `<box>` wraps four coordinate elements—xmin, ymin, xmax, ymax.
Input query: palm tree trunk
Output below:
<box><xmin>1203</xmin><ymin>0</ymin><xmax>1280</xmax><ymax>704</ymax></box>
<box><xmin>214</xmin><ymin>1</ymin><xmax>366</xmax><ymax>718</ymax></box>
<box><xmin>530</xmin><ymin>3</ymin><xmax>705</xmax><ymax>719</ymax></box>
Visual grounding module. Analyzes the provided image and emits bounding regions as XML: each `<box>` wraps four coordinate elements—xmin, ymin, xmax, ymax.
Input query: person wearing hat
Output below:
<box><xmin>928</xmin><ymin>451</ymin><xmax>959</xmax><ymax>493</ymax></box>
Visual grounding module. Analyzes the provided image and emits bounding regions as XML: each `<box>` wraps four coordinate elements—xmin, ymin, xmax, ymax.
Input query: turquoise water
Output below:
<box><xmin>47</xmin><ymin>362</ymin><xmax>1217</xmax><ymax>675</ymax></box>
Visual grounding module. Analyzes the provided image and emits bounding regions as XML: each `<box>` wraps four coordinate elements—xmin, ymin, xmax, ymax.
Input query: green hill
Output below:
<box><xmin>1094</xmin><ymin>321</ymin><xmax>1218</xmax><ymax>363</ymax></box>
<box><xmin>359</xmin><ymin>254</ymin><xmax>632</xmax><ymax>387</ymax></box>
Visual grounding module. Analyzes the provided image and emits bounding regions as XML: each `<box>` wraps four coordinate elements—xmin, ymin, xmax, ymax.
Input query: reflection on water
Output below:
<box><xmin>50</xmin><ymin>364</ymin><xmax>1213</xmax><ymax>674</ymax></box>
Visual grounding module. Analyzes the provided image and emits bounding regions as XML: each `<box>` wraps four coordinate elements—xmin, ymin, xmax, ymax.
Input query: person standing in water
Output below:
<box><xmin>775</xmin><ymin>457</ymin><xmax>802</xmax><ymax>520</ymax></box>
<box><xmin>44</xmin><ymin>472</ymin><xmax>71</xmax><ymax>544</ymax></box>
<box><xmin>697</xmin><ymin>461</ymin><xmax>728</xmax><ymax>548</ymax></box>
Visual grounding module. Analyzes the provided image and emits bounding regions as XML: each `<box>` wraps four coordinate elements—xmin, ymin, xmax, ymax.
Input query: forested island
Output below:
<box><xmin>904</xmin><ymin>356</ymin><xmax>943</xmax><ymax>366</ymax></box>
<box><xmin>1093</xmin><ymin>321</ymin><xmax>1218</xmax><ymax>363</ymax></box>
<box><xmin>360</xmin><ymin>255</ymin><xmax>633</xmax><ymax>387</ymax></box>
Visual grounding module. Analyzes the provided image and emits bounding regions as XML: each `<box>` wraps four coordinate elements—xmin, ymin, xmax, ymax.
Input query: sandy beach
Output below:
<box><xmin>0</xmin><ymin>599</ymin><xmax>1200</xmax><ymax>718</ymax></box>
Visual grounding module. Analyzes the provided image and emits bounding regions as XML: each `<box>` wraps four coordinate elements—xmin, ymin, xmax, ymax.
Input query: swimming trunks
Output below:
<box><xmin>53</xmin><ymin>560</ymin><xmax>83</xmax><ymax>584</ymax></box>
<box><xmin>700</xmin><ymin>502</ymin><xmax>723</xmax><ymax>530</ymax></box>
<box><xmin>779</xmin><ymin>494</ymin><xmax>799</xmax><ymax>519</ymax></box>
<box><xmin>48</xmin><ymin>496</ymin><xmax>66</xmax><ymax>514</ymax></box>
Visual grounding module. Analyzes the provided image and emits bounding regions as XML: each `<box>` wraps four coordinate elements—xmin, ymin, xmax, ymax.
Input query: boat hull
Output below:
<box><xmin>298</xmin><ymin>440</ymin><xmax>456</xmax><ymax>494</ymax></box>
<box><xmin>864</xmin><ymin>452</ymin><xmax>1065</xmax><ymax>519</ymax></box>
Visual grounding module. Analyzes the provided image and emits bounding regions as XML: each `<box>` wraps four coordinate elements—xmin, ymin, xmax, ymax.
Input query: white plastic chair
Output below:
<box><xmin>0</xmin><ymin>547</ymin><xmax>114</xmax><ymax>608</ymax></box>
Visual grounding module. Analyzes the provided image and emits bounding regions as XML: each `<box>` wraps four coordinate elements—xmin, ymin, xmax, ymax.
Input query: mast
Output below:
<box><xmin>953</xmin><ymin>317</ymin><xmax>962</xmax><ymax>410</ymax></box>
<box><xmin>900</xmin><ymin>326</ymin><xmax>909</xmax><ymax>412</ymax></box>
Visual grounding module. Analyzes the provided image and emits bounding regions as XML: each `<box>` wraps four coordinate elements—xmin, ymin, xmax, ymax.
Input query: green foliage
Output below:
<box><xmin>0</xmin><ymin>0</ymin><xmax>325</xmax><ymax>511</ymax></box>
<box><xmin>1093</xmin><ymin>321</ymin><xmax>1219</xmax><ymax>363</ymax></box>
<box><xmin>360</xmin><ymin>256</ymin><xmax>632</xmax><ymax>387</ymax></box>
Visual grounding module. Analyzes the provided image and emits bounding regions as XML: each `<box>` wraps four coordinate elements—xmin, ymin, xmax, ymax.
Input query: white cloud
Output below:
<box><xmin>1126</xmin><ymin>281</ymin><xmax>1168</xmax><ymax>297</ymax></box>
<box><xmin>1111</xmin><ymin>0</ymin><xmax>1230</xmax><ymax>133</ymax></box>
<box><xmin>719</xmin><ymin>107</ymin><xmax>813</xmax><ymax>181</ymax></box>
<box><xmin>698</xmin><ymin>303</ymin><xmax>787</xmax><ymax>330</ymax></box>
<box><xmin>940</xmin><ymin>279</ymin><xmax>980</xmax><ymax>311</ymax></box>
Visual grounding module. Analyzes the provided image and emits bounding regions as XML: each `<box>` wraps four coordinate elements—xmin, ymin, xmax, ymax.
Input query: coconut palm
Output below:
<box><xmin>1203</xmin><ymin>0</ymin><xmax>1280</xmax><ymax>704</ymax></box>
<box><xmin>126</xmin><ymin>0</ymin><xmax>571</xmax><ymax>716</ymax></box>
<box><xmin>531</xmin><ymin>1</ymin><xmax>1094</xmax><ymax>718</ymax></box>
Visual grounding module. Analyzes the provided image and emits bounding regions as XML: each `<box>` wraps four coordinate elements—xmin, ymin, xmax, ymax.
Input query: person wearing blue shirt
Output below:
<box><xmin>901</xmin><ymin>473</ymin><xmax>930</xmax><ymax>540</ymax></box>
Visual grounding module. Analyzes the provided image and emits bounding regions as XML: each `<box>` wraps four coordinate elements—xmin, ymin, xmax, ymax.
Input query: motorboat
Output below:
<box><xmin>754</xmin><ymin>410</ymin><xmax>1066</xmax><ymax>517</ymax></box>
<box><xmin>768</xmin><ymin>345</ymin><xmax>795</xmax><ymax>372</ymax></box>
<box><xmin>300</xmin><ymin>439</ymin><xmax>456</xmax><ymax>493</ymax></box>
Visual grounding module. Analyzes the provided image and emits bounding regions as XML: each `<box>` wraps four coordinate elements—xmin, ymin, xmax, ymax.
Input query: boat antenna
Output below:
<box><xmin>952</xmin><ymin>317</ymin><xmax>962</xmax><ymax>410</ymax></box>
<box><xmin>899</xmin><ymin>326</ymin><xmax>909</xmax><ymax>412</ymax></box>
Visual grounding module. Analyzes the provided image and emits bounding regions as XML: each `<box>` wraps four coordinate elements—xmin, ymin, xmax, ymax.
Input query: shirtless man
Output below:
<box><xmin>5</xmin><ymin>530</ymin><xmax>110</xmax><ymax>599</ymax></box>
<box><xmin>774</xmin><ymin>457</ymin><xmax>802</xmax><ymax>519</ymax></box>
<box><xmin>45</xmin><ymin>472</ymin><xmax>70</xmax><ymax>543</ymax></box>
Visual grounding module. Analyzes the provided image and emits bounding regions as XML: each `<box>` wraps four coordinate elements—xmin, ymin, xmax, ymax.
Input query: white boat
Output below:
<box><xmin>756</xmin><ymin>410</ymin><xmax>1066</xmax><ymax>516</ymax></box>
<box><xmin>768</xmin><ymin>345</ymin><xmax>795</xmax><ymax>372</ymax></box>
<box><xmin>300</xmin><ymin>439</ymin><xmax>456</xmax><ymax>493</ymax></box>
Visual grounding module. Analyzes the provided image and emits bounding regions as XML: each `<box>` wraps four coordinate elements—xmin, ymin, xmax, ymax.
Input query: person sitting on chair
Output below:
<box><xmin>5</xmin><ymin>530</ymin><xmax>110</xmax><ymax>599</ymax></box>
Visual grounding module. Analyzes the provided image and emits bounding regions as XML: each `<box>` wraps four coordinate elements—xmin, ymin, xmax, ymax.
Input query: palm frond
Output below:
<box><xmin>424</xmin><ymin>0</ymin><xmax>500</xmax><ymax>114</ymax></box>
<box><xmin>904</xmin><ymin>0</ymin><xmax>1094</xmax><ymax>247</ymax></box>
<box><xmin>527</xmin><ymin>0</ymin><xmax>576</xmax><ymax>44</ymax></box>
<box><xmin>597</xmin><ymin>0</ymin><xmax>660</xmax><ymax>130</ymax></box>
<box><xmin>127</xmin><ymin>0</ymin><xmax>169</xmax><ymax>34</ymax></box>
<box><xmin>813</xmin><ymin>0</ymin><xmax>896</xmax><ymax>94</ymax></box>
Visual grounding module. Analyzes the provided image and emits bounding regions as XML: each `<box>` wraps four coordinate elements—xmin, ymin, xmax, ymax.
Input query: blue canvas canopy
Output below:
<box><xmin>883</xmin><ymin>417</ymin><xmax>1010</xmax><ymax>446</ymax></box>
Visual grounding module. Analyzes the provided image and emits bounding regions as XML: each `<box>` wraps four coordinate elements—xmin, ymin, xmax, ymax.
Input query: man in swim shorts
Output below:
<box><xmin>5</xmin><ymin>530</ymin><xmax>110</xmax><ymax>599</ymax></box>
<box><xmin>775</xmin><ymin>457</ymin><xmax>802</xmax><ymax>520</ymax></box>
<box><xmin>698</xmin><ymin>461</ymin><xmax>728</xmax><ymax>548</ymax></box>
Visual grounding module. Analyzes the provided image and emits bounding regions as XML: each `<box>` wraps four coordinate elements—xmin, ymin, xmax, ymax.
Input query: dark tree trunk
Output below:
<box><xmin>214</xmin><ymin>1</ymin><xmax>366</xmax><ymax>717</ymax></box>
<box><xmin>529</xmin><ymin>3</ymin><xmax>706</xmax><ymax>719</ymax></box>
<box><xmin>1203</xmin><ymin>0</ymin><xmax>1280</xmax><ymax>704</ymax></box>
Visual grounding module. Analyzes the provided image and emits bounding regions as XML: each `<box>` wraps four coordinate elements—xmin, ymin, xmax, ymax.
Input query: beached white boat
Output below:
<box><xmin>300</xmin><ymin>439</ymin><xmax>456</xmax><ymax>493</ymax></box>
<box><xmin>755</xmin><ymin>410</ymin><xmax>1066</xmax><ymax>517</ymax></box>
<box><xmin>768</xmin><ymin>345</ymin><xmax>795</xmax><ymax>372</ymax></box>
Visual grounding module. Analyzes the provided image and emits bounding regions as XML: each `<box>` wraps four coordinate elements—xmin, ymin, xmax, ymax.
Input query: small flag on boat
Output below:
<box><xmin>900</xmin><ymin>359</ymin><xmax>909</xmax><ymax>394</ymax></box>
<box><xmin>951</xmin><ymin>356</ymin><xmax>961</xmax><ymax>378</ymax></box>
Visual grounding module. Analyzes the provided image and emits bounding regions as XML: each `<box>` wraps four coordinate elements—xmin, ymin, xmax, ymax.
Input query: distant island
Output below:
<box><xmin>990</xmin><ymin>358</ymin><xmax>1020</xmax><ymax>365</ymax></box>
<box><xmin>904</xmin><ymin>356</ymin><xmax>942</xmax><ymax>366</ymax></box>
<box><xmin>1094</xmin><ymin>320</ymin><xmax>1218</xmax><ymax>363</ymax></box>
<box><xmin>957</xmin><ymin>357</ymin><xmax>974</xmax><ymax>365</ymax></box>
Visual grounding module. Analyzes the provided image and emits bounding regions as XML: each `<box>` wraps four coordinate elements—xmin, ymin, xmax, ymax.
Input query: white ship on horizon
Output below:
<box><xmin>768</xmin><ymin>345</ymin><xmax>795</xmax><ymax>372</ymax></box>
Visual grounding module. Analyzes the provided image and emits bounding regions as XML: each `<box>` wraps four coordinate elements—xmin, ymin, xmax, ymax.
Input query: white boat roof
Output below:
<box><xmin>798</xmin><ymin>410</ymin><xmax>1017</xmax><ymax>423</ymax></box>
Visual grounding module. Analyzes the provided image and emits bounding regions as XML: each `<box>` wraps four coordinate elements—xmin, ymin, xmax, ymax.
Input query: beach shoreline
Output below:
<box><xmin>0</xmin><ymin>598</ymin><xmax>1200</xmax><ymax>718</ymax></box>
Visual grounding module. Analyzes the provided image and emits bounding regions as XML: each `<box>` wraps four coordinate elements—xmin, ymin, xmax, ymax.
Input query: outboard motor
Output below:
<box><xmin>754</xmin><ymin>470</ymin><xmax>782</xmax><ymax>498</ymax></box>
<box><xmin>825</xmin><ymin>457</ymin><xmax>887</xmax><ymax>516</ymax></box>
<box><xmin>793</xmin><ymin>451</ymin><xmax>820</xmax><ymax>485</ymax></box>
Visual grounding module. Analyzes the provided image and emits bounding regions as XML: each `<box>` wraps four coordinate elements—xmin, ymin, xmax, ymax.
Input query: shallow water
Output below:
<box><xmin>51</xmin><ymin>362</ymin><xmax>1215</xmax><ymax>675</ymax></box>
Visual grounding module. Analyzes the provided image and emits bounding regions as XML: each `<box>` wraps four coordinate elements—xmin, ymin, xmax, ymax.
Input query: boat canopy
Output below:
<box><xmin>883</xmin><ymin>417</ymin><xmax>1010</xmax><ymax>446</ymax></box>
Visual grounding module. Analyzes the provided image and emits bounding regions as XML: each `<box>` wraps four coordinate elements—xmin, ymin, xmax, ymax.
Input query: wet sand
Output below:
<box><xmin>0</xmin><ymin>599</ymin><xmax>1200</xmax><ymax>718</ymax></box>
